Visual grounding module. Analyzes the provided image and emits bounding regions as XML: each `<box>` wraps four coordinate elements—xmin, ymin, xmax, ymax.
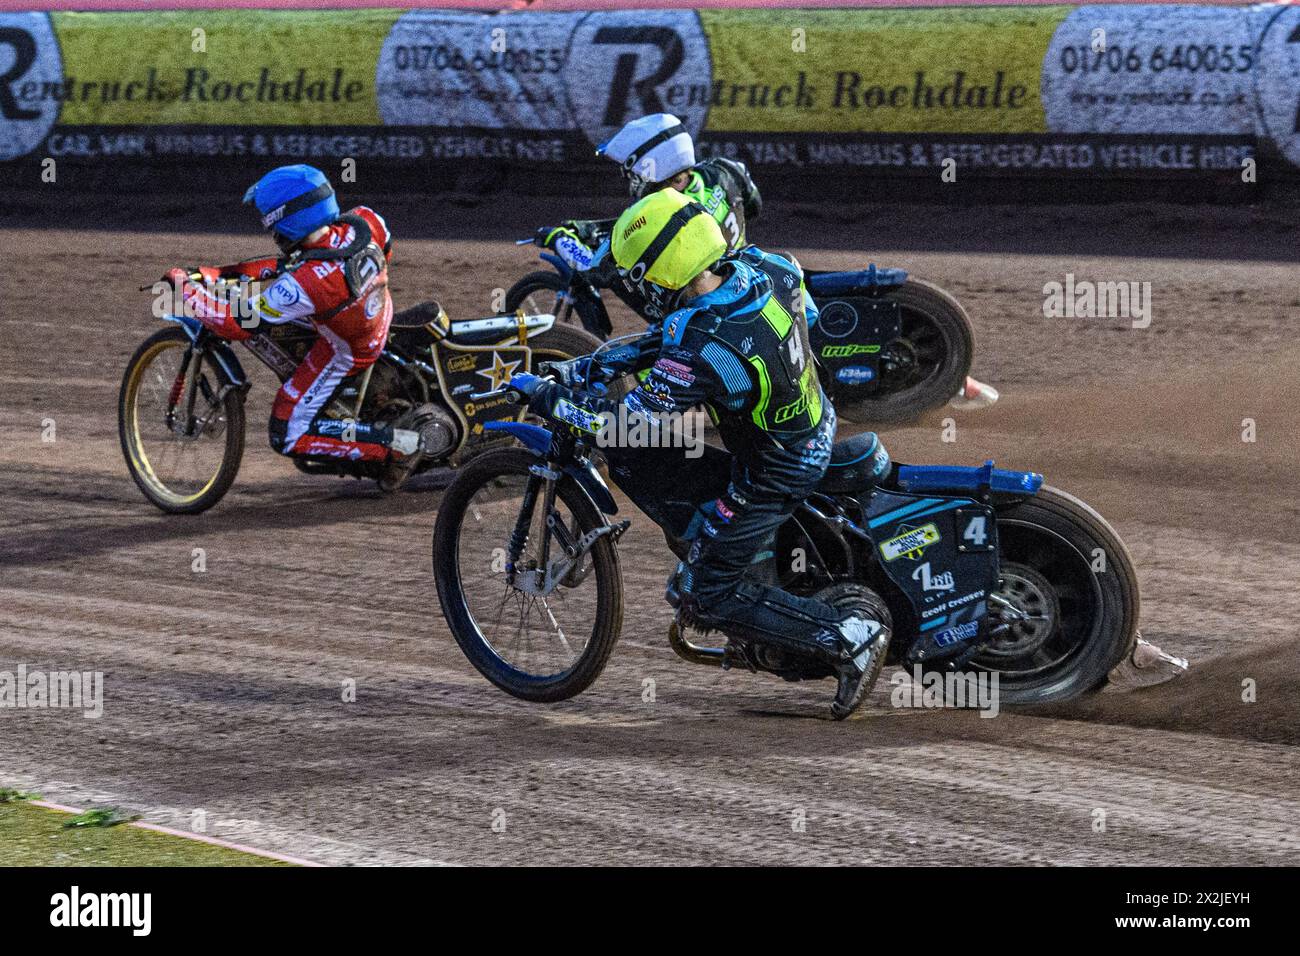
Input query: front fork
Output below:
<box><xmin>505</xmin><ymin>460</ymin><xmax>627</xmax><ymax>595</ymax></box>
<box><xmin>167</xmin><ymin>336</ymin><xmax>234</xmax><ymax>438</ymax></box>
<box><xmin>569</xmin><ymin>276</ymin><xmax>614</xmax><ymax>339</ymax></box>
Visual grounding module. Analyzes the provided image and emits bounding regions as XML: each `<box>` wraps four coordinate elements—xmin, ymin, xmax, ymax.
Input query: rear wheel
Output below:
<box><xmin>506</xmin><ymin>272</ymin><xmax>575</xmax><ymax>326</ymax></box>
<box><xmin>924</xmin><ymin>487</ymin><xmax>1139</xmax><ymax>705</ymax></box>
<box><xmin>119</xmin><ymin>327</ymin><xmax>245</xmax><ymax>514</ymax></box>
<box><xmin>526</xmin><ymin>322</ymin><xmax>603</xmax><ymax>367</ymax></box>
<box><xmin>433</xmin><ymin>447</ymin><xmax>624</xmax><ymax>702</ymax></box>
<box><xmin>831</xmin><ymin>278</ymin><xmax>974</xmax><ymax>423</ymax></box>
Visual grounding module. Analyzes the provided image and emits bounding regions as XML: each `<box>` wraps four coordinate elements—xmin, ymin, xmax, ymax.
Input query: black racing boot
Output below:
<box><xmin>379</xmin><ymin>403</ymin><xmax>444</xmax><ymax>492</ymax></box>
<box><xmin>818</xmin><ymin>584</ymin><xmax>893</xmax><ymax>721</ymax></box>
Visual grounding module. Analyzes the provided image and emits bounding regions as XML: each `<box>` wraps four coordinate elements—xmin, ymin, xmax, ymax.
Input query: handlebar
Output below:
<box><xmin>469</xmin><ymin>366</ymin><xmax>574</xmax><ymax>404</ymax></box>
<box><xmin>469</xmin><ymin>387</ymin><xmax>523</xmax><ymax>403</ymax></box>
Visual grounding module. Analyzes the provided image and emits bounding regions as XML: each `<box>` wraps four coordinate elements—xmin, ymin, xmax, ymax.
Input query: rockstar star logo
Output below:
<box><xmin>476</xmin><ymin>351</ymin><xmax>522</xmax><ymax>391</ymax></box>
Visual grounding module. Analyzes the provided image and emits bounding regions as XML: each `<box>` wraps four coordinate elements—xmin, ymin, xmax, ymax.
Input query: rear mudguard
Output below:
<box><xmin>483</xmin><ymin>420</ymin><xmax>619</xmax><ymax>516</ymax></box>
<box><xmin>895</xmin><ymin>460</ymin><xmax>1043</xmax><ymax>500</ymax></box>
<box><xmin>162</xmin><ymin>313</ymin><xmax>249</xmax><ymax>389</ymax></box>
<box><xmin>806</xmin><ymin>263</ymin><xmax>908</xmax><ymax>300</ymax></box>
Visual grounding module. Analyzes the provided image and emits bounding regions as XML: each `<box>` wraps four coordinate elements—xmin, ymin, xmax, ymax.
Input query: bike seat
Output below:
<box><xmin>391</xmin><ymin>300</ymin><xmax>446</xmax><ymax>330</ymax></box>
<box><xmin>445</xmin><ymin>313</ymin><xmax>557</xmax><ymax>347</ymax></box>
<box><xmin>816</xmin><ymin>431</ymin><xmax>890</xmax><ymax>495</ymax></box>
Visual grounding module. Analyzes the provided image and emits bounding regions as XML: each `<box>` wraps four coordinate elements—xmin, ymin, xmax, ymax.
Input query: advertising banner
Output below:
<box><xmin>0</xmin><ymin>5</ymin><xmax>1294</xmax><ymax>177</ymax></box>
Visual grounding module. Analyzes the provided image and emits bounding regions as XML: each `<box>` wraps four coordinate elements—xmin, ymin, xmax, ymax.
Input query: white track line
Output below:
<box><xmin>28</xmin><ymin>799</ymin><xmax>325</xmax><ymax>867</ymax></box>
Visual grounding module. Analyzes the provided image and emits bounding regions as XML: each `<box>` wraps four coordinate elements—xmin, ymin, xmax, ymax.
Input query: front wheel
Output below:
<box><xmin>433</xmin><ymin>447</ymin><xmax>624</xmax><ymax>702</ymax></box>
<box><xmin>829</xmin><ymin>278</ymin><xmax>974</xmax><ymax>423</ymax></box>
<box><xmin>927</xmin><ymin>486</ymin><xmax>1139</xmax><ymax>705</ymax></box>
<box><xmin>526</xmin><ymin>321</ymin><xmax>604</xmax><ymax>367</ymax></box>
<box><xmin>119</xmin><ymin>327</ymin><xmax>245</xmax><ymax>514</ymax></box>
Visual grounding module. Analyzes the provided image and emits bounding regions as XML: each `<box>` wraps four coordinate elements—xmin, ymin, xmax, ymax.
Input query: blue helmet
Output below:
<box><xmin>243</xmin><ymin>165</ymin><xmax>339</xmax><ymax>250</ymax></box>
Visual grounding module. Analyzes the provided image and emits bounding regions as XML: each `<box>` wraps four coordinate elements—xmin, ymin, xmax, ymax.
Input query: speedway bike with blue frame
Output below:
<box><xmin>119</xmin><ymin>281</ymin><xmax>602</xmax><ymax>514</ymax></box>
<box><xmin>505</xmin><ymin>229</ymin><xmax>978</xmax><ymax>423</ymax></box>
<box><xmin>431</xmin><ymin>353</ymin><xmax>1139</xmax><ymax>708</ymax></box>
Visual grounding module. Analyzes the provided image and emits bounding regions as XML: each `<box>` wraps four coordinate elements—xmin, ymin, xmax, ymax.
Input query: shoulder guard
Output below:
<box><xmin>661</xmin><ymin>305</ymin><xmax>722</xmax><ymax>347</ymax></box>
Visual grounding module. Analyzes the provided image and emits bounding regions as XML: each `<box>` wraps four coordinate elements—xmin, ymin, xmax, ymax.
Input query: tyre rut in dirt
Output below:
<box><xmin>926</xmin><ymin>486</ymin><xmax>1140</xmax><ymax>706</ymax></box>
<box><xmin>832</xmin><ymin>278</ymin><xmax>974</xmax><ymax>424</ymax></box>
<box><xmin>118</xmin><ymin>327</ymin><xmax>246</xmax><ymax>515</ymax></box>
<box><xmin>433</xmin><ymin>447</ymin><xmax>623</xmax><ymax>702</ymax></box>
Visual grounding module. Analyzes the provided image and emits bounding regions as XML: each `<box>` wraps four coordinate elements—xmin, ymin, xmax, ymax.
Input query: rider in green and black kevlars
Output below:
<box><xmin>510</xmin><ymin>188</ymin><xmax>894</xmax><ymax>719</ymax></box>
<box><xmin>537</xmin><ymin>113</ymin><xmax>999</xmax><ymax>409</ymax></box>
<box><xmin>535</xmin><ymin>113</ymin><xmax>765</xmax><ymax>321</ymax></box>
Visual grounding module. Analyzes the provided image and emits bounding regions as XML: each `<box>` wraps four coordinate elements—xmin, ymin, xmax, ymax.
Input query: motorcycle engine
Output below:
<box><xmin>414</xmin><ymin>403</ymin><xmax>459</xmax><ymax>461</ymax></box>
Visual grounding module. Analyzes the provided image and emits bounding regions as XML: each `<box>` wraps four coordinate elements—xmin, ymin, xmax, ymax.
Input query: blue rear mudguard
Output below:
<box><xmin>161</xmin><ymin>313</ymin><xmax>249</xmax><ymax>389</ymax></box>
<box><xmin>895</xmin><ymin>460</ymin><xmax>1043</xmax><ymax>498</ymax></box>
<box><xmin>806</xmin><ymin>263</ymin><xmax>908</xmax><ymax>299</ymax></box>
<box><xmin>484</xmin><ymin>420</ymin><xmax>619</xmax><ymax>516</ymax></box>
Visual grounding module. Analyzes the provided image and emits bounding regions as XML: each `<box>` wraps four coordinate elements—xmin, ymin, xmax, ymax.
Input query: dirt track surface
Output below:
<box><xmin>2</xmin><ymin>201</ymin><xmax>1299</xmax><ymax>865</ymax></box>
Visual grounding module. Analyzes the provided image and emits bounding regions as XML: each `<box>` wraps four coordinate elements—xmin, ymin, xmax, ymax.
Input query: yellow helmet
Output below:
<box><xmin>610</xmin><ymin>188</ymin><xmax>727</xmax><ymax>299</ymax></box>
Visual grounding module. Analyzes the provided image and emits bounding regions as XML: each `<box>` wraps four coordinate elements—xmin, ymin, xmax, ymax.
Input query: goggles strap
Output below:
<box><xmin>622</xmin><ymin>123</ymin><xmax>686</xmax><ymax>174</ymax></box>
<box><xmin>258</xmin><ymin>182</ymin><xmax>334</xmax><ymax>231</ymax></box>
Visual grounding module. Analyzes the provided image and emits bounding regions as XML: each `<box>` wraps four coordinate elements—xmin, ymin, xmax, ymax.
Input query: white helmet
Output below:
<box><xmin>596</xmin><ymin>114</ymin><xmax>695</xmax><ymax>198</ymax></box>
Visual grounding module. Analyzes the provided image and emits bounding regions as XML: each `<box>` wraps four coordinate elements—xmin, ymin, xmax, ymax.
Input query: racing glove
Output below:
<box><xmin>535</xmin><ymin>225</ymin><xmax>597</xmax><ymax>273</ymax></box>
<box><xmin>535</xmin><ymin>225</ymin><xmax>579</xmax><ymax>249</ymax></box>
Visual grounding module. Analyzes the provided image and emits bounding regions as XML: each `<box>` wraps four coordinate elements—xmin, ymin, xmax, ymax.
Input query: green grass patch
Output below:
<box><xmin>0</xmin><ymin>802</ymin><xmax>294</xmax><ymax>867</ymax></box>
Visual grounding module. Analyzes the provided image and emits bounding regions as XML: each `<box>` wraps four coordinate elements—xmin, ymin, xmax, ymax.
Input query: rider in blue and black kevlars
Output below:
<box><xmin>510</xmin><ymin>187</ymin><xmax>894</xmax><ymax>720</ymax></box>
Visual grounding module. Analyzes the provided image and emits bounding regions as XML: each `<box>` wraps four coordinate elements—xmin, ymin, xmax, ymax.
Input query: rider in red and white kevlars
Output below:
<box><xmin>164</xmin><ymin>164</ymin><xmax>440</xmax><ymax>490</ymax></box>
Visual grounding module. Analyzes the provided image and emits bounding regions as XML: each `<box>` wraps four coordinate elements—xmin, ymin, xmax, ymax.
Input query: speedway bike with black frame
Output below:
<box><xmin>432</xmin><ymin>356</ymin><xmax>1139</xmax><ymax>708</ymax></box>
<box><xmin>505</xmin><ymin>230</ymin><xmax>976</xmax><ymax>422</ymax></box>
<box><xmin>119</xmin><ymin>286</ymin><xmax>601</xmax><ymax>514</ymax></box>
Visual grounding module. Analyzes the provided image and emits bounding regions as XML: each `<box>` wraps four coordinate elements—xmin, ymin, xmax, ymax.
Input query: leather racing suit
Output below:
<box><xmin>178</xmin><ymin>206</ymin><xmax>399</xmax><ymax>462</ymax></box>
<box><xmin>525</xmin><ymin>247</ymin><xmax>892</xmax><ymax>664</ymax></box>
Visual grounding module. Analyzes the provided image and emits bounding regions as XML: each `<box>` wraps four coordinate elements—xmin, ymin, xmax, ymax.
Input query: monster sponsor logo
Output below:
<box><xmin>475</xmin><ymin>351</ymin><xmax>522</xmax><ymax>391</ymax></box>
<box><xmin>880</xmin><ymin>522</ymin><xmax>941</xmax><ymax>562</ymax></box>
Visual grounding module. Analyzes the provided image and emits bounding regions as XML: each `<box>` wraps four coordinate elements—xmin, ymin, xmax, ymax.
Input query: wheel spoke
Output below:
<box><xmin>454</xmin><ymin>467</ymin><xmax>599</xmax><ymax>678</ymax></box>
